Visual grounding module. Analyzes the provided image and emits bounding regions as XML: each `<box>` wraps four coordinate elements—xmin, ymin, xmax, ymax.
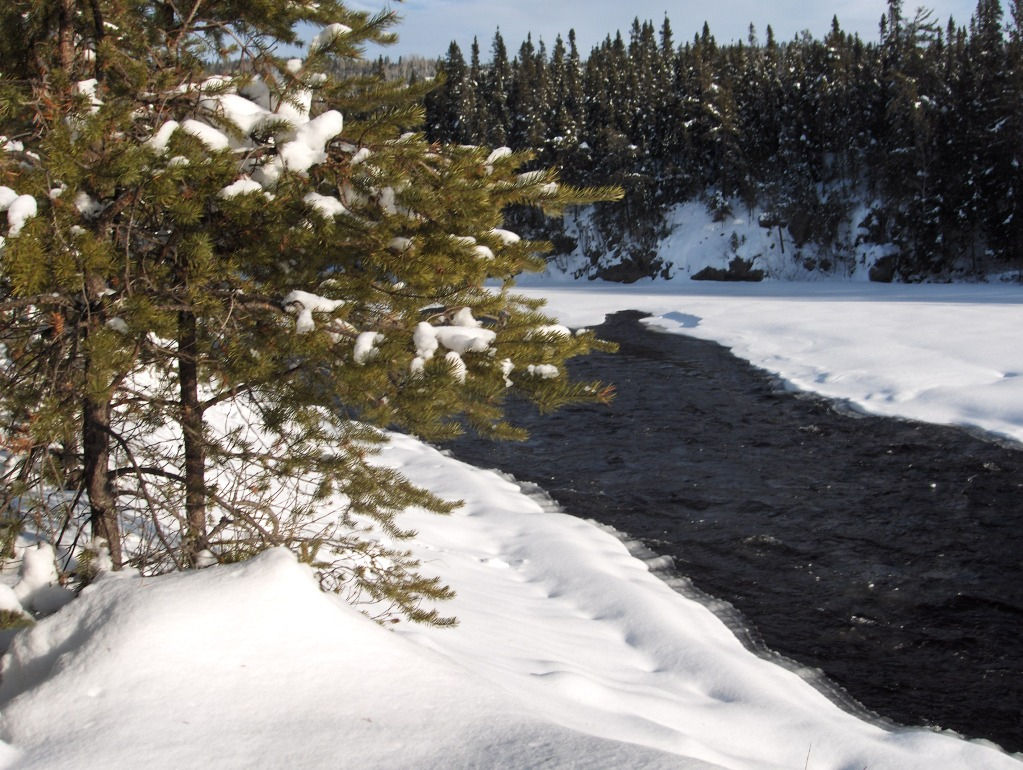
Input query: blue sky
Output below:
<box><xmin>350</xmin><ymin>0</ymin><xmax>984</xmax><ymax>59</ymax></box>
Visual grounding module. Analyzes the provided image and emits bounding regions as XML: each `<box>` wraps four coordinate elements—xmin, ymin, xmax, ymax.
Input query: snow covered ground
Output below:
<box><xmin>0</xmin><ymin>280</ymin><xmax>1020</xmax><ymax>768</ymax></box>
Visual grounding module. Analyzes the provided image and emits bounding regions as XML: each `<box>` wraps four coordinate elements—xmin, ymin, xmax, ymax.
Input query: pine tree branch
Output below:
<box><xmin>0</xmin><ymin>295</ymin><xmax>74</xmax><ymax>313</ymax></box>
<box><xmin>109</xmin><ymin>466</ymin><xmax>185</xmax><ymax>483</ymax></box>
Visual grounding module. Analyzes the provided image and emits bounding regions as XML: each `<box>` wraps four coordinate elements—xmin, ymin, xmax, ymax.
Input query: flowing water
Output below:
<box><xmin>444</xmin><ymin>310</ymin><xmax>1023</xmax><ymax>753</ymax></box>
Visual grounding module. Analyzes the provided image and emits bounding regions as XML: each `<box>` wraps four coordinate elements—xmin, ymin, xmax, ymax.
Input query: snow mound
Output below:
<box><xmin>11</xmin><ymin>544</ymin><xmax>74</xmax><ymax>615</ymax></box>
<box><xmin>0</xmin><ymin>549</ymin><xmax>699</xmax><ymax>769</ymax></box>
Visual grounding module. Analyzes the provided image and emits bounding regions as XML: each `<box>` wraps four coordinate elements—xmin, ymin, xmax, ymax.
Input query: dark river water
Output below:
<box><xmin>444</xmin><ymin>310</ymin><xmax>1023</xmax><ymax>754</ymax></box>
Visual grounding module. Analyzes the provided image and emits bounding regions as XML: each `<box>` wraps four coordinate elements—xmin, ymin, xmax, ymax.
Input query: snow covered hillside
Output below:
<box><xmin>548</xmin><ymin>200</ymin><xmax>1023</xmax><ymax>284</ymax></box>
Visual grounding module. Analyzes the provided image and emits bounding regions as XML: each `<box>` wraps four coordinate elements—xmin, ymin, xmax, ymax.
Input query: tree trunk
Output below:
<box><xmin>57</xmin><ymin>0</ymin><xmax>76</xmax><ymax>75</ymax></box>
<box><xmin>179</xmin><ymin>309</ymin><xmax>207</xmax><ymax>565</ymax></box>
<box><xmin>83</xmin><ymin>394</ymin><xmax>122</xmax><ymax>568</ymax></box>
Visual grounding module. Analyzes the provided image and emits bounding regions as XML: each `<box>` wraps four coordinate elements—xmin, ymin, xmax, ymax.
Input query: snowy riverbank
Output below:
<box><xmin>0</xmin><ymin>280</ymin><xmax>1020</xmax><ymax>768</ymax></box>
<box><xmin>521</xmin><ymin>279</ymin><xmax>1023</xmax><ymax>446</ymax></box>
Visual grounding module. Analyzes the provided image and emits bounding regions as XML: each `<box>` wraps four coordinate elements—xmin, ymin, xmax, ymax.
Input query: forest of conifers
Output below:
<box><xmin>419</xmin><ymin>0</ymin><xmax>1022</xmax><ymax>281</ymax></box>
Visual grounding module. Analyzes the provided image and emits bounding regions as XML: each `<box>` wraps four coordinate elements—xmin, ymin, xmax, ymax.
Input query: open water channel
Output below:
<box><xmin>444</xmin><ymin>310</ymin><xmax>1023</xmax><ymax>754</ymax></box>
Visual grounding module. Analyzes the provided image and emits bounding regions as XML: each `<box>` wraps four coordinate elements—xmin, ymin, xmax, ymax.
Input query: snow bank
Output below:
<box><xmin>387</xmin><ymin>433</ymin><xmax>1020</xmax><ymax>769</ymax></box>
<box><xmin>0</xmin><ymin>549</ymin><xmax>696</xmax><ymax>770</ymax></box>
<box><xmin>517</xmin><ymin>282</ymin><xmax>1023</xmax><ymax>446</ymax></box>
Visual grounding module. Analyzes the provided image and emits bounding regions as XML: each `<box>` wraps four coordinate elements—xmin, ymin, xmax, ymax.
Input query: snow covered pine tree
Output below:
<box><xmin>0</xmin><ymin>1</ymin><xmax>620</xmax><ymax>623</ymax></box>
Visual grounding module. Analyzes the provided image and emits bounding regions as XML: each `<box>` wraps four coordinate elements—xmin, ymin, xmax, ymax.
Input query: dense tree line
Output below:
<box><xmin>426</xmin><ymin>0</ymin><xmax>1023</xmax><ymax>281</ymax></box>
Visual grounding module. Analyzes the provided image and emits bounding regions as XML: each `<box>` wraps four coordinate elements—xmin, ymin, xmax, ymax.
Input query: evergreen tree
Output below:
<box><xmin>464</xmin><ymin>37</ymin><xmax>486</xmax><ymax>143</ymax></box>
<box><xmin>546</xmin><ymin>35</ymin><xmax>594</xmax><ymax>189</ymax></box>
<box><xmin>484</xmin><ymin>30</ymin><xmax>513</xmax><ymax>146</ymax></box>
<box><xmin>545</xmin><ymin>35</ymin><xmax>570</xmax><ymax>143</ymax></box>
<box><xmin>654</xmin><ymin>18</ymin><xmax>690</xmax><ymax>199</ymax></box>
<box><xmin>425</xmin><ymin>40</ymin><xmax>468</xmax><ymax>142</ymax></box>
<box><xmin>0</xmin><ymin>0</ymin><xmax>620</xmax><ymax>621</ymax></box>
<box><xmin>969</xmin><ymin>0</ymin><xmax>1015</xmax><ymax>264</ymax></box>
<box><xmin>1000</xmin><ymin>0</ymin><xmax>1023</xmax><ymax>268</ymax></box>
<box><xmin>509</xmin><ymin>34</ymin><xmax>549</xmax><ymax>149</ymax></box>
<box><xmin>564</xmin><ymin>30</ymin><xmax>587</xmax><ymax>143</ymax></box>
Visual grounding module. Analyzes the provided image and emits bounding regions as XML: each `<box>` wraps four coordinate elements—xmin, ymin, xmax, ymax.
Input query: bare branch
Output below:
<box><xmin>110</xmin><ymin>466</ymin><xmax>185</xmax><ymax>483</ymax></box>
